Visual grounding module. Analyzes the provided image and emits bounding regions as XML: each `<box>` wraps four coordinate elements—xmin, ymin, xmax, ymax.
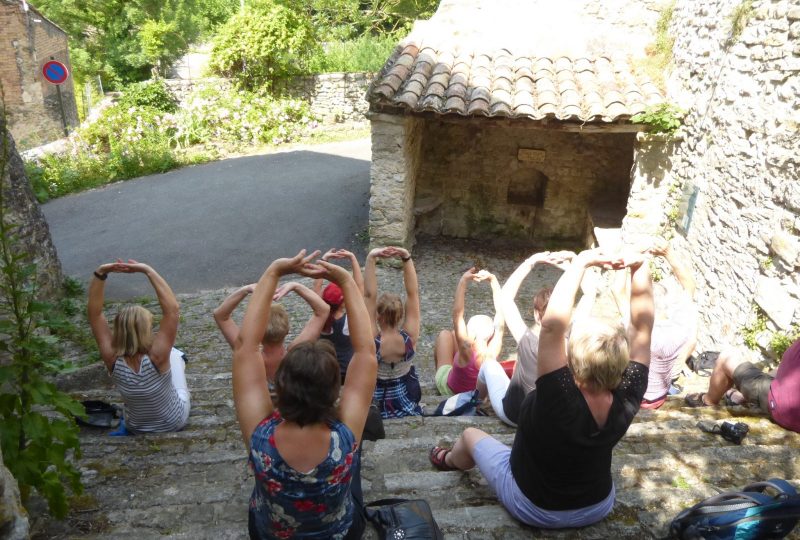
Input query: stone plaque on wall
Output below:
<box><xmin>517</xmin><ymin>148</ymin><xmax>546</xmax><ymax>163</ymax></box>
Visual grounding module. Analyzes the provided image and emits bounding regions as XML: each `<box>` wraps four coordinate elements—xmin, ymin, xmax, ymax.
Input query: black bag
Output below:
<box><xmin>669</xmin><ymin>479</ymin><xmax>800</xmax><ymax>539</ymax></box>
<box><xmin>75</xmin><ymin>400</ymin><xmax>120</xmax><ymax>428</ymax></box>
<box><xmin>429</xmin><ymin>389</ymin><xmax>485</xmax><ymax>417</ymax></box>
<box><xmin>365</xmin><ymin>498</ymin><xmax>444</xmax><ymax>540</ymax></box>
<box><xmin>686</xmin><ymin>351</ymin><xmax>720</xmax><ymax>376</ymax></box>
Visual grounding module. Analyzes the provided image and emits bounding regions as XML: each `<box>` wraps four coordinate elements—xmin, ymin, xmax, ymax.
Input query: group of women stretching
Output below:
<box><xmin>88</xmin><ymin>244</ymin><xmax>654</xmax><ymax>538</ymax></box>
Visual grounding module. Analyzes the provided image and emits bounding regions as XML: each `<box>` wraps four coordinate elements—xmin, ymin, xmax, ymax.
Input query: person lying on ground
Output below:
<box><xmin>685</xmin><ymin>338</ymin><xmax>800</xmax><ymax>433</ymax></box>
<box><xmin>87</xmin><ymin>260</ymin><xmax>190</xmax><ymax>434</ymax></box>
<box><xmin>213</xmin><ymin>280</ymin><xmax>329</xmax><ymax>396</ymax></box>
<box><xmin>434</xmin><ymin>267</ymin><xmax>505</xmax><ymax>396</ymax></box>
<box><xmin>475</xmin><ymin>252</ymin><xmax>553</xmax><ymax>426</ymax></box>
<box><xmin>613</xmin><ymin>237</ymin><xmax>697</xmax><ymax>409</ymax></box>
<box><xmin>313</xmin><ymin>248</ymin><xmax>365</xmax><ymax>382</ymax></box>
<box><xmin>364</xmin><ymin>246</ymin><xmax>423</xmax><ymax>418</ymax></box>
<box><xmin>233</xmin><ymin>250</ymin><xmax>377</xmax><ymax>539</ymax></box>
<box><xmin>429</xmin><ymin>248</ymin><xmax>654</xmax><ymax>530</ymax></box>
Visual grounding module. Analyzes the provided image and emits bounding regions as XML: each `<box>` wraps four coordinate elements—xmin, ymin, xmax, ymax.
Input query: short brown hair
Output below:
<box><xmin>377</xmin><ymin>293</ymin><xmax>404</xmax><ymax>328</ymax></box>
<box><xmin>112</xmin><ymin>305</ymin><xmax>154</xmax><ymax>357</ymax></box>
<box><xmin>263</xmin><ymin>305</ymin><xmax>289</xmax><ymax>344</ymax></box>
<box><xmin>533</xmin><ymin>287</ymin><xmax>553</xmax><ymax>321</ymax></box>
<box><xmin>274</xmin><ymin>340</ymin><xmax>340</xmax><ymax>426</ymax></box>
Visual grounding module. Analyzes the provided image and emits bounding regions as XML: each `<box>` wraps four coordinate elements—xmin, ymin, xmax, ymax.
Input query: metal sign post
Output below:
<box><xmin>42</xmin><ymin>59</ymin><xmax>70</xmax><ymax>137</ymax></box>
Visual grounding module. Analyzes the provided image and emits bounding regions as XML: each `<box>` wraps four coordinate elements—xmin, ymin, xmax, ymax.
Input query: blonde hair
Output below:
<box><xmin>466</xmin><ymin>314</ymin><xmax>494</xmax><ymax>342</ymax></box>
<box><xmin>263</xmin><ymin>305</ymin><xmax>289</xmax><ymax>344</ymax></box>
<box><xmin>377</xmin><ymin>293</ymin><xmax>404</xmax><ymax>328</ymax></box>
<box><xmin>112</xmin><ymin>305</ymin><xmax>154</xmax><ymax>357</ymax></box>
<box><xmin>567</xmin><ymin>320</ymin><xmax>630</xmax><ymax>391</ymax></box>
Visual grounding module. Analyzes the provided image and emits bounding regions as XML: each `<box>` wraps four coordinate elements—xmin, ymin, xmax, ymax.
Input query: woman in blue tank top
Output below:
<box><xmin>233</xmin><ymin>250</ymin><xmax>377</xmax><ymax>539</ymax></box>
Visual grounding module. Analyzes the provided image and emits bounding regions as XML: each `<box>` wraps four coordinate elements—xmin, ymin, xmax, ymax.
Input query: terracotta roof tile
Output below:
<box><xmin>367</xmin><ymin>39</ymin><xmax>665</xmax><ymax>123</ymax></box>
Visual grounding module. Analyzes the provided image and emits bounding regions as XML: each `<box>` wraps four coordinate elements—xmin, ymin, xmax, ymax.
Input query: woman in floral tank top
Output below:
<box><xmin>233</xmin><ymin>250</ymin><xmax>377</xmax><ymax>540</ymax></box>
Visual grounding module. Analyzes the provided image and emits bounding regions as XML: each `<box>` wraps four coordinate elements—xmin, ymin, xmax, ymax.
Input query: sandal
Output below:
<box><xmin>429</xmin><ymin>446</ymin><xmax>457</xmax><ymax>471</ymax></box>
<box><xmin>684</xmin><ymin>392</ymin><xmax>710</xmax><ymax>407</ymax></box>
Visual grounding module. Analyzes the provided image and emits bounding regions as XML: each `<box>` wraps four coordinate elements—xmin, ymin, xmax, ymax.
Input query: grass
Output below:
<box><xmin>309</xmin><ymin>35</ymin><xmax>396</xmax><ymax>74</ymax></box>
<box><xmin>636</xmin><ymin>1</ymin><xmax>676</xmax><ymax>87</ymax></box>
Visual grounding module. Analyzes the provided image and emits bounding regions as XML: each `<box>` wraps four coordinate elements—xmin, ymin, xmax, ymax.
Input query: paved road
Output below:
<box><xmin>42</xmin><ymin>139</ymin><xmax>371</xmax><ymax>300</ymax></box>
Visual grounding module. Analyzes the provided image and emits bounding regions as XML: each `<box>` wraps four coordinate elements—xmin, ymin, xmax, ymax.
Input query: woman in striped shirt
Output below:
<box><xmin>88</xmin><ymin>260</ymin><xmax>190</xmax><ymax>433</ymax></box>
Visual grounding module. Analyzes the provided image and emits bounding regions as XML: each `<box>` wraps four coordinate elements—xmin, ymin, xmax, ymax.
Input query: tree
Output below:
<box><xmin>209</xmin><ymin>0</ymin><xmax>319</xmax><ymax>90</ymax></box>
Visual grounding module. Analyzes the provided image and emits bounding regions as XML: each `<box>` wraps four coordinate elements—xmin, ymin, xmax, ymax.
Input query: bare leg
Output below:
<box><xmin>704</xmin><ymin>348</ymin><xmax>747</xmax><ymax>405</ymax></box>
<box><xmin>434</xmin><ymin>330</ymin><xmax>457</xmax><ymax>371</ymax></box>
<box><xmin>446</xmin><ymin>427</ymin><xmax>491</xmax><ymax>470</ymax></box>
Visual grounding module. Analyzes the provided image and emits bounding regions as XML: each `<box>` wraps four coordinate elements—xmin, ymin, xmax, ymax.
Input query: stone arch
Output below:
<box><xmin>507</xmin><ymin>168</ymin><xmax>548</xmax><ymax>207</ymax></box>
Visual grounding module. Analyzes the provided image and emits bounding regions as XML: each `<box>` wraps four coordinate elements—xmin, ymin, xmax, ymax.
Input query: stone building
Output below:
<box><xmin>0</xmin><ymin>0</ymin><xmax>78</xmax><ymax>150</ymax></box>
<box><xmin>622</xmin><ymin>0</ymin><xmax>800</xmax><ymax>351</ymax></box>
<box><xmin>365</xmin><ymin>0</ymin><xmax>666</xmax><ymax>248</ymax></box>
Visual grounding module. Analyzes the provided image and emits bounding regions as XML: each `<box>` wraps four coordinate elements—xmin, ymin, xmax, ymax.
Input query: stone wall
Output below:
<box><xmin>276</xmin><ymin>72</ymin><xmax>373</xmax><ymax>123</ymax></box>
<box><xmin>0</xmin><ymin>444</ymin><xmax>29</xmax><ymax>540</ymax></box>
<box><xmin>623</xmin><ymin>0</ymin><xmax>800</xmax><ymax>351</ymax></box>
<box><xmin>411</xmin><ymin>119</ymin><xmax>635</xmax><ymax>245</ymax></box>
<box><xmin>2</xmin><ymin>123</ymin><xmax>64</xmax><ymax>298</ymax></box>
<box><xmin>0</xmin><ymin>1</ymin><xmax>78</xmax><ymax>150</ymax></box>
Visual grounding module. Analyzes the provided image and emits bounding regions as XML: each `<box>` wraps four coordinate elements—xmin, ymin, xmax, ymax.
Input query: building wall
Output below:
<box><xmin>413</xmin><ymin>119</ymin><xmax>635</xmax><ymax>245</ymax></box>
<box><xmin>0</xmin><ymin>1</ymin><xmax>78</xmax><ymax>150</ymax></box>
<box><xmin>623</xmin><ymin>0</ymin><xmax>800</xmax><ymax>351</ymax></box>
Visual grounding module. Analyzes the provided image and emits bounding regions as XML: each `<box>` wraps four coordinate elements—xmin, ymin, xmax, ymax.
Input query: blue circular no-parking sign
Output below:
<box><xmin>42</xmin><ymin>60</ymin><xmax>69</xmax><ymax>85</ymax></box>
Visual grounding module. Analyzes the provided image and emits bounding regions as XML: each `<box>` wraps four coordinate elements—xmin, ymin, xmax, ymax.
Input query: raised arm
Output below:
<box><xmin>363</xmin><ymin>248</ymin><xmax>382</xmax><ymax>336</ymax></box>
<box><xmin>478</xmin><ymin>271</ymin><xmax>505</xmax><ymax>359</ymax></box>
<box><xmin>382</xmin><ymin>246</ymin><xmax>420</xmax><ymax>343</ymax></box>
<box><xmin>626</xmin><ymin>255</ymin><xmax>655</xmax><ymax>368</ymax></box>
<box><xmin>122</xmin><ymin>261</ymin><xmax>179</xmax><ymax>373</ymax></box>
<box><xmin>302</xmin><ymin>261</ymin><xmax>377</xmax><ymax>442</ymax></box>
<box><xmin>87</xmin><ymin>262</ymin><xmax>125</xmax><ymax>370</ymax></box>
<box><xmin>501</xmin><ymin>253</ymin><xmax>547</xmax><ymax>343</ymax></box>
<box><xmin>213</xmin><ymin>284</ymin><xmax>255</xmax><ymax>349</ymax></box>
<box><xmin>233</xmin><ymin>250</ymin><xmax>318</xmax><ymax>448</ymax></box>
<box><xmin>278</xmin><ymin>282</ymin><xmax>330</xmax><ymax>349</ymax></box>
<box><xmin>538</xmin><ymin>250</ymin><xmax>619</xmax><ymax>378</ymax></box>
<box><xmin>652</xmin><ymin>238</ymin><xmax>696</xmax><ymax>298</ymax></box>
<box><xmin>453</xmin><ymin>268</ymin><xmax>477</xmax><ymax>366</ymax></box>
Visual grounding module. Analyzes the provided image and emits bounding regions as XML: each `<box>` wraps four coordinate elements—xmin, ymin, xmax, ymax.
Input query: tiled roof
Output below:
<box><xmin>367</xmin><ymin>44</ymin><xmax>664</xmax><ymax>123</ymax></box>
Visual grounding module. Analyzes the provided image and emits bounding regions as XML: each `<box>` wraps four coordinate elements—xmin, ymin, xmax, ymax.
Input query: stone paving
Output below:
<box><xmin>31</xmin><ymin>238</ymin><xmax>800</xmax><ymax>539</ymax></box>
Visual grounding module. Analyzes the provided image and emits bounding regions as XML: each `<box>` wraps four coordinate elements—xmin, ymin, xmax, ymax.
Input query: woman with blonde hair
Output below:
<box><xmin>87</xmin><ymin>260</ymin><xmax>190</xmax><ymax>433</ymax></box>
<box><xmin>233</xmin><ymin>250</ymin><xmax>376</xmax><ymax>539</ymax></box>
<box><xmin>429</xmin><ymin>249</ymin><xmax>654</xmax><ymax>529</ymax></box>
<box><xmin>364</xmin><ymin>246</ymin><xmax>422</xmax><ymax>418</ymax></box>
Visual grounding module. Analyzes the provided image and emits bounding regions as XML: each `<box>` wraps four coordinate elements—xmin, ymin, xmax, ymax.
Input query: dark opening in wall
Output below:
<box><xmin>507</xmin><ymin>169</ymin><xmax>548</xmax><ymax>206</ymax></box>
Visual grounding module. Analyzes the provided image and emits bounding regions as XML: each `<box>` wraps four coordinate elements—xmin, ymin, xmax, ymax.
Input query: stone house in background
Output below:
<box><xmin>366</xmin><ymin>0</ymin><xmax>666</xmax><ymax>248</ymax></box>
<box><xmin>0</xmin><ymin>0</ymin><xmax>78</xmax><ymax>150</ymax></box>
<box><xmin>367</xmin><ymin>0</ymin><xmax>800</xmax><ymax>352</ymax></box>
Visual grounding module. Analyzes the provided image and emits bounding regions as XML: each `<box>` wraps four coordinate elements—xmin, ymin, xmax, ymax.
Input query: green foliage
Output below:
<box><xmin>638</xmin><ymin>2</ymin><xmax>675</xmax><ymax>86</ymax></box>
<box><xmin>173</xmin><ymin>83</ymin><xmax>314</xmax><ymax>146</ymax></box>
<box><xmin>742</xmin><ymin>309</ymin><xmax>768</xmax><ymax>350</ymax></box>
<box><xmin>0</xmin><ymin>107</ymin><xmax>84</xmax><ymax>519</ymax></box>
<box><xmin>729</xmin><ymin>0</ymin><xmax>753</xmax><ymax>43</ymax></box>
<box><xmin>139</xmin><ymin>19</ymin><xmax>185</xmax><ymax>76</ymax></box>
<box><xmin>210</xmin><ymin>1</ymin><xmax>319</xmax><ymax>90</ymax></box>
<box><xmin>118</xmin><ymin>80</ymin><xmax>178</xmax><ymax>113</ymax></box>
<box><xmin>297</xmin><ymin>0</ymin><xmax>440</xmax><ymax>38</ymax></box>
<box><xmin>631</xmin><ymin>103</ymin><xmax>685</xmax><ymax>135</ymax></box>
<box><xmin>308</xmin><ymin>35</ymin><xmax>398</xmax><ymax>73</ymax></box>
<box><xmin>770</xmin><ymin>329</ymin><xmax>799</xmax><ymax>359</ymax></box>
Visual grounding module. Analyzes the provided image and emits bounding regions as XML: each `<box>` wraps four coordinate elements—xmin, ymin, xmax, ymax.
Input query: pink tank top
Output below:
<box><xmin>447</xmin><ymin>350</ymin><xmax>480</xmax><ymax>393</ymax></box>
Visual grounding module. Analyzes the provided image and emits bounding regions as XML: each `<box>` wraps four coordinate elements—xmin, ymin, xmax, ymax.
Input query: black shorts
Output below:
<box><xmin>732</xmin><ymin>362</ymin><xmax>773</xmax><ymax>414</ymax></box>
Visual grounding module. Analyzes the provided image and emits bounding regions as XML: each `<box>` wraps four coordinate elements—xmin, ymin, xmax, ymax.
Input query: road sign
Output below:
<box><xmin>42</xmin><ymin>60</ymin><xmax>69</xmax><ymax>85</ymax></box>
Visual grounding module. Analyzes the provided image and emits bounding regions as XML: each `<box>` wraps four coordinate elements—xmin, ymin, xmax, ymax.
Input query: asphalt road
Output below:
<box><xmin>42</xmin><ymin>139</ymin><xmax>371</xmax><ymax>300</ymax></box>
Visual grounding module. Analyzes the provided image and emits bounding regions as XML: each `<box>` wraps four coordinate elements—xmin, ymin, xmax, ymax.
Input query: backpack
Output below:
<box><xmin>428</xmin><ymin>389</ymin><xmax>486</xmax><ymax>417</ymax></box>
<box><xmin>669</xmin><ymin>479</ymin><xmax>800</xmax><ymax>539</ymax></box>
<box><xmin>686</xmin><ymin>351</ymin><xmax>720</xmax><ymax>377</ymax></box>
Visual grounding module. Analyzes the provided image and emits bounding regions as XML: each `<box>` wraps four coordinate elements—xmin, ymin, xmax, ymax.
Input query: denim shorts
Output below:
<box><xmin>472</xmin><ymin>437</ymin><xmax>615</xmax><ymax>528</ymax></box>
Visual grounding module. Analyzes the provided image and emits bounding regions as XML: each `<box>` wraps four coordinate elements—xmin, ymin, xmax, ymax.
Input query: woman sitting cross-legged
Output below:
<box><xmin>429</xmin><ymin>249</ymin><xmax>654</xmax><ymax>529</ymax></box>
<box><xmin>364</xmin><ymin>246</ymin><xmax>422</xmax><ymax>418</ymax></box>
<box><xmin>87</xmin><ymin>260</ymin><xmax>190</xmax><ymax>434</ymax></box>
<box><xmin>476</xmin><ymin>252</ymin><xmax>553</xmax><ymax>426</ymax></box>
<box><xmin>434</xmin><ymin>267</ymin><xmax>504</xmax><ymax>396</ymax></box>
<box><xmin>213</xmin><ymin>280</ymin><xmax>329</xmax><ymax>398</ymax></box>
<box><xmin>233</xmin><ymin>250</ymin><xmax>376</xmax><ymax>540</ymax></box>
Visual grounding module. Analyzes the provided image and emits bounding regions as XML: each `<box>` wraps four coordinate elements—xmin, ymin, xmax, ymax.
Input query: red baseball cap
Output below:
<box><xmin>322</xmin><ymin>283</ymin><xmax>344</xmax><ymax>306</ymax></box>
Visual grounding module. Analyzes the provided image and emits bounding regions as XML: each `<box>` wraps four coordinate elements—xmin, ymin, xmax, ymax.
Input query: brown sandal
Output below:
<box><xmin>685</xmin><ymin>392</ymin><xmax>710</xmax><ymax>407</ymax></box>
<box><xmin>429</xmin><ymin>446</ymin><xmax>457</xmax><ymax>471</ymax></box>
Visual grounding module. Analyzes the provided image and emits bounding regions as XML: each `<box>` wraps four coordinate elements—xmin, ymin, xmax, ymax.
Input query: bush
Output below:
<box><xmin>117</xmin><ymin>80</ymin><xmax>178</xmax><ymax>112</ymax></box>
<box><xmin>308</xmin><ymin>35</ymin><xmax>397</xmax><ymax>73</ymax></box>
<box><xmin>174</xmin><ymin>82</ymin><xmax>314</xmax><ymax>147</ymax></box>
<box><xmin>209</xmin><ymin>0</ymin><xmax>319</xmax><ymax>89</ymax></box>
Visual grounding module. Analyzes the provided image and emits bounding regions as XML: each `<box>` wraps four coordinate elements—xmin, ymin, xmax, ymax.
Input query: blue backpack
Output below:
<box><xmin>669</xmin><ymin>479</ymin><xmax>800</xmax><ymax>539</ymax></box>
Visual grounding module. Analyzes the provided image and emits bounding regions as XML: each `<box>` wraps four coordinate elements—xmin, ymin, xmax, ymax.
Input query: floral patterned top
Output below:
<box><xmin>248</xmin><ymin>411</ymin><xmax>359</xmax><ymax>539</ymax></box>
